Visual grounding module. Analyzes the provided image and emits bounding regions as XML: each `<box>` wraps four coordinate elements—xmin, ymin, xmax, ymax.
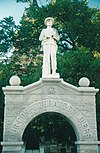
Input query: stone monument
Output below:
<box><xmin>1</xmin><ymin>18</ymin><xmax>100</xmax><ymax>153</ymax></box>
<box><xmin>39</xmin><ymin>17</ymin><xmax>60</xmax><ymax>78</ymax></box>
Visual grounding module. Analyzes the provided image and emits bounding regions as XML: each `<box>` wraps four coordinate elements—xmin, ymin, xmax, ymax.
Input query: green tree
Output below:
<box><xmin>57</xmin><ymin>47</ymin><xmax>100</xmax><ymax>86</ymax></box>
<box><xmin>15</xmin><ymin>0</ymin><xmax>100</xmax><ymax>52</ymax></box>
<box><xmin>0</xmin><ymin>16</ymin><xmax>16</xmax><ymax>56</ymax></box>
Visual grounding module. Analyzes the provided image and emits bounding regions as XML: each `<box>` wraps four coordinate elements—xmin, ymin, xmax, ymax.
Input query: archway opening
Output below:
<box><xmin>22</xmin><ymin>112</ymin><xmax>77</xmax><ymax>153</ymax></box>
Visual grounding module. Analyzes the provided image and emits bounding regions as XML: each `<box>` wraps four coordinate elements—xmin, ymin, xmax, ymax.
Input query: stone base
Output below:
<box><xmin>1</xmin><ymin>142</ymin><xmax>23</xmax><ymax>153</ymax></box>
<box><xmin>75</xmin><ymin>141</ymin><xmax>100</xmax><ymax>153</ymax></box>
<box><xmin>42</xmin><ymin>73</ymin><xmax>60</xmax><ymax>79</ymax></box>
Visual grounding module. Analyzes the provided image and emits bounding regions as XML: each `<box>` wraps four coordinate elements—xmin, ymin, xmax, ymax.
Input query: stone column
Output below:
<box><xmin>1</xmin><ymin>142</ymin><xmax>24</xmax><ymax>153</ymax></box>
<box><xmin>40</xmin><ymin>145</ymin><xmax>44</xmax><ymax>153</ymax></box>
<box><xmin>75</xmin><ymin>141</ymin><xmax>100</xmax><ymax>153</ymax></box>
<box><xmin>1</xmin><ymin>76</ymin><xmax>24</xmax><ymax>153</ymax></box>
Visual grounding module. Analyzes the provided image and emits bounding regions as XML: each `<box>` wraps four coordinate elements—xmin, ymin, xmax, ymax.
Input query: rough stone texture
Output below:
<box><xmin>1</xmin><ymin>78</ymin><xmax>100</xmax><ymax>153</ymax></box>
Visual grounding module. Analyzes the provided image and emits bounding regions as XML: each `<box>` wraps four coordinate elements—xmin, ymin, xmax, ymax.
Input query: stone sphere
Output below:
<box><xmin>9</xmin><ymin>75</ymin><xmax>21</xmax><ymax>86</ymax></box>
<box><xmin>79</xmin><ymin>77</ymin><xmax>90</xmax><ymax>87</ymax></box>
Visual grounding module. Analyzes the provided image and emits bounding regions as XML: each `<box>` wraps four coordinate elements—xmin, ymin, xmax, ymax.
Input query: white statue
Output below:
<box><xmin>39</xmin><ymin>17</ymin><xmax>60</xmax><ymax>78</ymax></box>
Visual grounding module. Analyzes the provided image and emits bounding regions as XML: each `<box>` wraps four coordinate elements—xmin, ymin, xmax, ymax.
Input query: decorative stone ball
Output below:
<box><xmin>9</xmin><ymin>75</ymin><xmax>21</xmax><ymax>86</ymax></box>
<box><xmin>79</xmin><ymin>77</ymin><xmax>90</xmax><ymax>87</ymax></box>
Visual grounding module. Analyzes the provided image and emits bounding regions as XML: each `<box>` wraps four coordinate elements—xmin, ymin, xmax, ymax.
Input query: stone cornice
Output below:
<box><xmin>2</xmin><ymin>78</ymin><xmax>99</xmax><ymax>96</ymax></box>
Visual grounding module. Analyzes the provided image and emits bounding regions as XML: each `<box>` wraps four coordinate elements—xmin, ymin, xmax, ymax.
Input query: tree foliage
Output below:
<box><xmin>0</xmin><ymin>17</ymin><xmax>16</xmax><ymax>56</ymax></box>
<box><xmin>58</xmin><ymin>47</ymin><xmax>100</xmax><ymax>86</ymax></box>
<box><xmin>15</xmin><ymin>0</ymin><xmax>100</xmax><ymax>53</ymax></box>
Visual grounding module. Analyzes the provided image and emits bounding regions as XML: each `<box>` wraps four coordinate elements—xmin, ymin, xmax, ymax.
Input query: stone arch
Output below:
<box><xmin>22</xmin><ymin>111</ymin><xmax>77</xmax><ymax>152</ymax></box>
<box><xmin>9</xmin><ymin>97</ymin><xmax>92</xmax><ymax>142</ymax></box>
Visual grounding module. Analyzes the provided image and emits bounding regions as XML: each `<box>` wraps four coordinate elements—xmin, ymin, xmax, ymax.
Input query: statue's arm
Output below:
<box><xmin>39</xmin><ymin>29</ymin><xmax>45</xmax><ymax>41</ymax></box>
<box><xmin>53</xmin><ymin>29</ymin><xmax>60</xmax><ymax>41</ymax></box>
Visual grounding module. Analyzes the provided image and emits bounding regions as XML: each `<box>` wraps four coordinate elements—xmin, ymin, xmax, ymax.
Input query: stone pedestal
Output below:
<box><xmin>42</xmin><ymin>73</ymin><xmax>60</xmax><ymax>79</ymax></box>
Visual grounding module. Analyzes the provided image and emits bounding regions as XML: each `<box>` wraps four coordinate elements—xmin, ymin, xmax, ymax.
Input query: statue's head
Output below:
<box><xmin>44</xmin><ymin>17</ymin><xmax>54</xmax><ymax>26</ymax></box>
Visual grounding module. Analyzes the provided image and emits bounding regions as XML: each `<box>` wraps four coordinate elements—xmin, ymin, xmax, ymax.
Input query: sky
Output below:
<box><xmin>0</xmin><ymin>0</ymin><xmax>29</xmax><ymax>25</ymax></box>
<box><xmin>88</xmin><ymin>0</ymin><xmax>100</xmax><ymax>8</ymax></box>
<box><xmin>0</xmin><ymin>0</ymin><xmax>100</xmax><ymax>25</ymax></box>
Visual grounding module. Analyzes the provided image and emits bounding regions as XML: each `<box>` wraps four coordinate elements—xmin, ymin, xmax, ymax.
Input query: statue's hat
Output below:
<box><xmin>44</xmin><ymin>17</ymin><xmax>54</xmax><ymax>25</ymax></box>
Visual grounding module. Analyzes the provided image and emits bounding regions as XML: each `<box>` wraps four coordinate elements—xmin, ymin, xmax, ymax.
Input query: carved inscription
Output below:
<box><xmin>10</xmin><ymin>98</ymin><xmax>92</xmax><ymax>140</ymax></box>
<box><xmin>48</xmin><ymin>87</ymin><xmax>55</xmax><ymax>94</ymax></box>
<box><xmin>10</xmin><ymin>108</ymin><xmax>32</xmax><ymax>139</ymax></box>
